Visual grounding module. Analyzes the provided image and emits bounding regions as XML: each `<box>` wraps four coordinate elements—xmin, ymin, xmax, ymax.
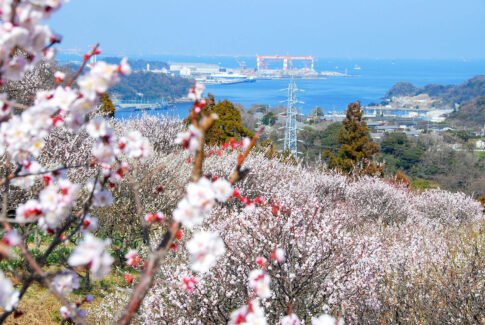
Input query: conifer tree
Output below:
<box><xmin>200</xmin><ymin>95</ymin><xmax>254</xmax><ymax>145</ymax></box>
<box><xmin>99</xmin><ymin>92</ymin><xmax>116</xmax><ymax>117</ymax></box>
<box><xmin>327</xmin><ymin>101</ymin><xmax>381</xmax><ymax>175</ymax></box>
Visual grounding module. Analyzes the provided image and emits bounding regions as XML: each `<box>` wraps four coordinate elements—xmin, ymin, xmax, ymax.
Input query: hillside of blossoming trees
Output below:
<box><xmin>0</xmin><ymin>1</ymin><xmax>483</xmax><ymax>325</ymax></box>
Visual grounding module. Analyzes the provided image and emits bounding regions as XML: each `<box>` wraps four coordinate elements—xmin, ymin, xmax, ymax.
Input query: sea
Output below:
<box><xmin>58</xmin><ymin>55</ymin><xmax>485</xmax><ymax>119</ymax></box>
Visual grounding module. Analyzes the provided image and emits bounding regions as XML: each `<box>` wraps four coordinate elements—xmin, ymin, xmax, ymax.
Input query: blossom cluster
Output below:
<box><xmin>0</xmin><ymin>0</ymin><xmax>63</xmax><ymax>81</ymax></box>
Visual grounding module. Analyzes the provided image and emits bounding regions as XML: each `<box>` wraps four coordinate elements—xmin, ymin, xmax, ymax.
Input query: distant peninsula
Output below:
<box><xmin>384</xmin><ymin>76</ymin><xmax>485</xmax><ymax>129</ymax></box>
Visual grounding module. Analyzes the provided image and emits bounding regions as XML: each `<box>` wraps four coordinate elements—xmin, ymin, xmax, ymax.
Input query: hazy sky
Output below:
<box><xmin>51</xmin><ymin>0</ymin><xmax>485</xmax><ymax>59</ymax></box>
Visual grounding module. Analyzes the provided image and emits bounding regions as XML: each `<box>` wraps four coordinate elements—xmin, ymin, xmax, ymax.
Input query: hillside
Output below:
<box><xmin>448</xmin><ymin>95</ymin><xmax>485</xmax><ymax>128</ymax></box>
<box><xmin>110</xmin><ymin>71</ymin><xmax>192</xmax><ymax>100</ymax></box>
<box><xmin>385</xmin><ymin>75</ymin><xmax>485</xmax><ymax>105</ymax></box>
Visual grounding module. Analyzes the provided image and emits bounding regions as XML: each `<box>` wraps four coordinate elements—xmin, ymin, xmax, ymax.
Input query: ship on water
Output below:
<box><xmin>202</xmin><ymin>73</ymin><xmax>256</xmax><ymax>85</ymax></box>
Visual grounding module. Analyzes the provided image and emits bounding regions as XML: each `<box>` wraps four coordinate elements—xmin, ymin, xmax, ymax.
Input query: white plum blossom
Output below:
<box><xmin>92</xmin><ymin>189</ymin><xmax>113</xmax><ymax>207</ymax></box>
<box><xmin>241</xmin><ymin>137</ymin><xmax>251</xmax><ymax>150</ymax></box>
<box><xmin>173</xmin><ymin>198</ymin><xmax>204</xmax><ymax>228</ymax></box>
<box><xmin>174</xmin><ymin>125</ymin><xmax>202</xmax><ymax>153</ymax></box>
<box><xmin>0</xmin><ymin>271</ymin><xmax>19</xmax><ymax>312</ymax></box>
<box><xmin>77</xmin><ymin>61</ymin><xmax>121</xmax><ymax>101</ymax></box>
<box><xmin>229</xmin><ymin>298</ymin><xmax>267</xmax><ymax>325</ymax></box>
<box><xmin>280</xmin><ymin>314</ymin><xmax>301</xmax><ymax>325</ymax></box>
<box><xmin>186</xmin><ymin>177</ymin><xmax>216</xmax><ymax>213</ymax></box>
<box><xmin>59</xmin><ymin>306</ymin><xmax>70</xmax><ymax>319</ymax></box>
<box><xmin>2</xmin><ymin>230</ymin><xmax>22</xmax><ymax>247</ymax></box>
<box><xmin>86</xmin><ymin>180</ymin><xmax>114</xmax><ymax>208</ymax></box>
<box><xmin>37</xmin><ymin>179</ymin><xmax>80</xmax><ymax>231</ymax></box>
<box><xmin>272</xmin><ymin>248</ymin><xmax>286</xmax><ymax>263</ymax></box>
<box><xmin>16</xmin><ymin>199</ymin><xmax>44</xmax><ymax>223</ymax></box>
<box><xmin>249</xmin><ymin>269</ymin><xmax>272</xmax><ymax>299</ymax></box>
<box><xmin>86</xmin><ymin>116</ymin><xmax>113</xmax><ymax>139</ymax></box>
<box><xmin>81</xmin><ymin>215</ymin><xmax>98</xmax><ymax>232</ymax></box>
<box><xmin>186</xmin><ymin>231</ymin><xmax>225</xmax><ymax>273</ymax></box>
<box><xmin>92</xmin><ymin>141</ymin><xmax>116</xmax><ymax>164</ymax></box>
<box><xmin>11</xmin><ymin>160</ymin><xmax>43</xmax><ymax>189</ymax></box>
<box><xmin>117</xmin><ymin>130</ymin><xmax>153</xmax><ymax>160</ymax></box>
<box><xmin>311</xmin><ymin>314</ymin><xmax>342</xmax><ymax>325</ymax></box>
<box><xmin>68</xmin><ymin>233</ymin><xmax>114</xmax><ymax>280</ymax></box>
<box><xmin>52</xmin><ymin>271</ymin><xmax>80</xmax><ymax>295</ymax></box>
<box><xmin>187</xmin><ymin>82</ymin><xmax>205</xmax><ymax>101</ymax></box>
<box><xmin>173</xmin><ymin>177</ymin><xmax>218</xmax><ymax>228</ymax></box>
<box><xmin>211</xmin><ymin>178</ymin><xmax>233</xmax><ymax>202</ymax></box>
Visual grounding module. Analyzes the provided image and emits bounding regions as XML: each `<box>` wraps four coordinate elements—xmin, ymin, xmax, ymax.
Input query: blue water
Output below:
<box><xmin>100</xmin><ymin>57</ymin><xmax>485</xmax><ymax>119</ymax></box>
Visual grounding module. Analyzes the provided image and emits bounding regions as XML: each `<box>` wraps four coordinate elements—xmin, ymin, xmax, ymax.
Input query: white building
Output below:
<box><xmin>169</xmin><ymin>63</ymin><xmax>221</xmax><ymax>77</ymax></box>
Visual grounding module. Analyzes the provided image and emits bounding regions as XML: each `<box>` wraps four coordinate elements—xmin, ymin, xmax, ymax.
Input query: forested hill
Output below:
<box><xmin>384</xmin><ymin>75</ymin><xmax>485</xmax><ymax>105</ymax></box>
<box><xmin>384</xmin><ymin>76</ymin><xmax>485</xmax><ymax>129</ymax></box>
<box><xmin>448</xmin><ymin>96</ymin><xmax>485</xmax><ymax>129</ymax></box>
<box><xmin>110</xmin><ymin>72</ymin><xmax>192</xmax><ymax>100</ymax></box>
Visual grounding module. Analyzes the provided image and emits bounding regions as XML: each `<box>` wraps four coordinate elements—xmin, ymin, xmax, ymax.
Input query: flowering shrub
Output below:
<box><xmin>0</xmin><ymin>1</ymin><xmax>483</xmax><ymax>325</ymax></box>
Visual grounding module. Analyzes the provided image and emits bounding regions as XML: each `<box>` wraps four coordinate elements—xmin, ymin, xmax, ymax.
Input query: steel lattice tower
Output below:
<box><xmin>283</xmin><ymin>80</ymin><xmax>300</xmax><ymax>158</ymax></box>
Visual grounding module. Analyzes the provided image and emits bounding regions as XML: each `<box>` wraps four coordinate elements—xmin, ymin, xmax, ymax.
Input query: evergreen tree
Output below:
<box><xmin>99</xmin><ymin>92</ymin><xmax>116</xmax><ymax>117</ymax></box>
<box><xmin>196</xmin><ymin>95</ymin><xmax>254</xmax><ymax>145</ymax></box>
<box><xmin>327</xmin><ymin>102</ymin><xmax>381</xmax><ymax>175</ymax></box>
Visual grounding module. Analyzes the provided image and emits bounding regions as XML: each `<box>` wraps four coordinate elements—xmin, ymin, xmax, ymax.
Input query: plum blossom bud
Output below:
<box><xmin>186</xmin><ymin>231</ymin><xmax>225</xmax><ymax>273</ymax></box>
<box><xmin>54</xmin><ymin>71</ymin><xmax>65</xmax><ymax>83</ymax></box>
<box><xmin>125</xmin><ymin>249</ymin><xmax>141</xmax><ymax>267</ymax></box>
<box><xmin>0</xmin><ymin>271</ymin><xmax>19</xmax><ymax>312</ymax></box>
<box><xmin>124</xmin><ymin>274</ymin><xmax>134</xmax><ymax>285</ymax></box>
<box><xmin>249</xmin><ymin>269</ymin><xmax>272</xmax><ymax>299</ymax></box>
<box><xmin>255</xmin><ymin>256</ymin><xmax>267</xmax><ymax>267</ymax></box>
<box><xmin>181</xmin><ymin>276</ymin><xmax>198</xmax><ymax>293</ymax></box>
<box><xmin>118</xmin><ymin>58</ymin><xmax>132</xmax><ymax>76</ymax></box>
<box><xmin>187</xmin><ymin>82</ymin><xmax>205</xmax><ymax>101</ymax></box>
<box><xmin>144</xmin><ymin>212</ymin><xmax>164</xmax><ymax>223</ymax></box>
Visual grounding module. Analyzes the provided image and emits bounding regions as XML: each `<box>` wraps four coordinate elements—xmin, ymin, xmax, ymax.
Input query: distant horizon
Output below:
<box><xmin>51</xmin><ymin>0</ymin><xmax>485</xmax><ymax>60</ymax></box>
<box><xmin>57</xmin><ymin>50</ymin><xmax>485</xmax><ymax>62</ymax></box>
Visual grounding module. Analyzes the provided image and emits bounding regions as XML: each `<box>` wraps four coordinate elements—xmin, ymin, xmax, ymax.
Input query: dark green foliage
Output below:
<box><xmin>385</xmin><ymin>81</ymin><xmax>419</xmax><ymax>98</ymax></box>
<box><xmin>261</xmin><ymin>112</ymin><xmax>276</xmax><ymax>126</ymax></box>
<box><xmin>380</xmin><ymin>132</ymin><xmax>424</xmax><ymax>173</ymax></box>
<box><xmin>110</xmin><ymin>72</ymin><xmax>192</xmax><ymax>100</ymax></box>
<box><xmin>203</xmin><ymin>97</ymin><xmax>254</xmax><ymax>145</ymax></box>
<box><xmin>299</xmin><ymin>122</ymin><xmax>341</xmax><ymax>161</ymax></box>
<box><xmin>327</xmin><ymin>102</ymin><xmax>381</xmax><ymax>174</ymax></box>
